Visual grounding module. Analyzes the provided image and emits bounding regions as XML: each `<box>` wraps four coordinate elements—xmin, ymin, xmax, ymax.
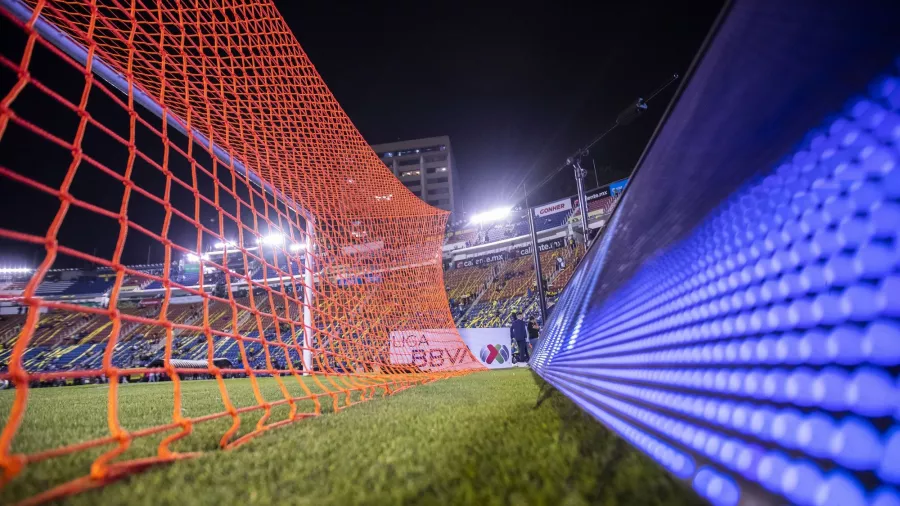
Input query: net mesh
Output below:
<box><xmin>0</xmin><ymin>0</ymin><xmax>482</xmax><ymax>501</ymax></box>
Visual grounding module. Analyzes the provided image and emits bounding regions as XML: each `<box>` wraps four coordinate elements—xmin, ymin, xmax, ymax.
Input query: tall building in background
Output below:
<box><xmin>371</xmin><ymin>136</ymin><xmax>457</xmax><ymax>214</ymax></box>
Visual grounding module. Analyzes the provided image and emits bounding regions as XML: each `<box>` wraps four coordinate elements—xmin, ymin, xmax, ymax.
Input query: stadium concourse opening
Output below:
<box><xmin>0</xmin><ymin>0</ymin><xmax>487</xmax><ymax>502</ymax></box>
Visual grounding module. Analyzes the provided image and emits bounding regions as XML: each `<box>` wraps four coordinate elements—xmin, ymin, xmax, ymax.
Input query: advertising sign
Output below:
<box><xmin>609</xmin><ymin>178</ymin><xmax>628</xmax><ymax>196</ymax></box>
<box><xmin>341</xmin><ymin>240</ymin><xmax>384</xmax><ymax>256</ymax></box>
<box><xmin>513</xmin><ymin>237</ymin><xmax>565</xmax><ymax>258</ymax></box>
<box><xmin>454</xmin><ymin>251</ymin><xmax>508</xmax><ymax>269</ymax></box>
<box><xmin>533</xmin><ymin>198</ymin><xmax>572</xmax><ymax>217</ymax></box>
<box><xmin>336</xmin><ymin>273</ymin><xmax>383</xmax><ymax>287</ymax></box>
<box><xmin>579</xmin><ymin>178</ymin><xmax>629</xmax><ymax>206</ymax></box>
<box><xmin>457</xmin><ymin>328</ymin><xmax>517</xmax><ymax>369</ymax></box>
<box><xmin>388</xmin><ymin>329</ymin><xmax>478</xmax><ymax>371</ymax></box>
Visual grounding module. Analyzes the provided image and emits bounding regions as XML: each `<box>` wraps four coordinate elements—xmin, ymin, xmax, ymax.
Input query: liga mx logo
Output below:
<box><xmin>479</xmin><ymin>344</ymin><xmax>509</xmax><ymax>365</ymax></box>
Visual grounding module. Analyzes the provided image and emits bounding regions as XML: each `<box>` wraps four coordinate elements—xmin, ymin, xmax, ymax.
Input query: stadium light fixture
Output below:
<box><xmin>259</xmin><ymin>233</ymin><xmax>284</xmax><ymax>246</ymax></box>
<box><xmin>289</xmin><ymin>243</ymin><xmax>305</xmax><ymax>252</ymax></box>
<box><xmin>214</xmin><ymin>240</ymin><xmax>237</xmax><ymax>249</ymax></box>
<box><xmin>470</xmin><ymin>206</ymin><xmax>513</xmax><ymax>225</ymax></box>
<box><xmin>185</xmin><ymin>253</ymin><xmax>209</xmax><ymax>262</ymax></box>
<box><xmin>0</xmin><ymin>267</ymin><xmax>32</xmax><ymax>274</ymax></box>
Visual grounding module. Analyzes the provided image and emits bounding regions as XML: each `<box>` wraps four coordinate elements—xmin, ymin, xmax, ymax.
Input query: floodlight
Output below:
<box><xmin>0</xmin><ymin>267</ymin><xmax>32</xmax><ymax>274</ymax></box>
<box><xmin>470</xmin><ymin>207</ymin><xmax>512</xmax><ymax>225</ymax></box>
<box><xmin>214</xmin><ymin>240</ymin><xmax>237</xmax><ymax>249</ymax></box>
<box><xmin>259</xmin><ymin>234</ymin><xmax>284</xmax><ymax>246</ymax></box>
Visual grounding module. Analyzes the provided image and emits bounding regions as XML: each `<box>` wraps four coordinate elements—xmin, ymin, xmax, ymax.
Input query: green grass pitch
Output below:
<box><xmin>0</xmin><ymin>369</ymin><xmax>701</xmax><ymax>505</ymax></box>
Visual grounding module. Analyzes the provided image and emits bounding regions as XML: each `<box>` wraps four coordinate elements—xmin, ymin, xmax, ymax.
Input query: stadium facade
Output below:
<box><xmin>372</xmin><ymin>136</ymin><xmax>458</xmax><ymax>213</ymax></box>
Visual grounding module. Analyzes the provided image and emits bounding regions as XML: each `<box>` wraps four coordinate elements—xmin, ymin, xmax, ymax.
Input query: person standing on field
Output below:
<box><xmin>509</xmin><ymin>312</ymin><xmax>529</xmax><ymax>365</ymax></box>
<box><xmin>527</xmin><ymin>316</ymin><xmax>540</xmax><ymax>355</ymax></box>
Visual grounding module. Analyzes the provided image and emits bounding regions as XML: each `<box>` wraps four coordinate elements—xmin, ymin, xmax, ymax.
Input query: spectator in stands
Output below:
<box><xmin>509</xmin><ymin>312</ymin><xmax>528</xmax><ymax>364</ymax></box>
<box><xmin>568</xmin><ymin>236</ymin><xmax>576</xmax><ymax>251</ymax></box>
<box><xmin>555</xmin><ymin>255</ymin><xmax>565</xmax><ymax>272</ymax></box>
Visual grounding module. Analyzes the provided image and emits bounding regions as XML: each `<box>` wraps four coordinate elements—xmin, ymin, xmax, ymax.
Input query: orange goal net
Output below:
<box><xmin>0</xmin><ymin>0</ymin><xmax>482</xmax><ymax>502</ymax></box>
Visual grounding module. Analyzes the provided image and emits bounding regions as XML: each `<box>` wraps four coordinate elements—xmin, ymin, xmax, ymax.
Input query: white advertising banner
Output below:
<box><xmin>388</xmin><ymin>327</ymin><xmax>520</xmax><ymax>370</ymax></box>
<box><xmin>457</xmin><ymin>327</ymin><xmax>515</xmax><ymax>369</ymax></box>
<box><xmin>389</xmin><ymin>329</ymin><xmax>478</xmax><ymax>371</ymax></box>
<box><xmin>533</xmin><ymin>197</ymin><xmax>572</xmax><ymax>217</ymax></box>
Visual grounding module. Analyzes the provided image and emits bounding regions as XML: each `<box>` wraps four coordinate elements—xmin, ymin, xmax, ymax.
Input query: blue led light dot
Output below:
<box><xmin>879</xmin><ymin>429</ymin><xmax>900</xmax><ymax>485</ymax></box>
<box><xmin>694</xmin><ymin>468</ymin><xmax>740</xmax><ymax>506</ymax></box>
<box><xmin>816</xmin><ymin>472</ymin><xmax>867</xmax><ymax>506</ymax></box>
<box><xmin>797</xmin><ymin>413</ymin><xmax>837</xmax><ymax>458</ymax></box>
<box><xmin>829</xmin><ymin>417</ymin><xmax>884</xmax><ymax>470</ymax></box>
<box><xmin>845</xmin><ymin>367</ymin><xmax>898</xmax><ymax>417</ymax></box>
<box><xmin>758</xmin><ymin>452</ymin><xmax>789</xmax><ymax>492</ymax></box>
<box><xmin>782</xmin><ymin>461</ymin><xmax>824</xmax><ymax>506</ymax></box>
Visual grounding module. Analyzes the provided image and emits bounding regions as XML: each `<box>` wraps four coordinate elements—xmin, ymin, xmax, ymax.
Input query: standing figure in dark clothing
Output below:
<box><xmin>509</xmin><ymin>312</ymin><xmax>529</xmax><ymax>365</ymax></box>
<box><xmin>527</xmin><ymin>316</ymin><xmax>540</xmax><ymax>356</ymax></box>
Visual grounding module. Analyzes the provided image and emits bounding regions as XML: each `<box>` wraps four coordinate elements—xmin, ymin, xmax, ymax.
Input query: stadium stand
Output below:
<box><xmin>442</xmin><ymin>180</ymin><xmax>627</xmax><ymax>328</ymax></box>
<box><xmin>444</xmin><ymin>227</ymin><xmax>478</xmax><ymax>246</ymax></box>
<box><xmin>0</xmin><ymin>280</ymin><xmax>26</xmax><ymax>294</ymax></box>
<box><xmin>546</xmin><ymin>244</ymin><xmax>585</xmax><ymax>294</ymax></box>
<box><xmin>448</xmin><ymin>236</ymin><xmax>592</xmax><ymax>328</ymax></box>
<box><xmin>0</xmin><ymin>188</ymin><xmax>611</xmax><ymax>378</ymax></box>
<box><xmin>445</xmin><ymin>265</ymin><xmax>493</xmax><ymax>312</ymax></box>
<box><xmin>0</xmin><ymin>298</ymin><xmax>313</xmax><ymax>378</ymax></box>
<box><xmin>534</xmin><ymin>213</ymin><xmax>569</xmax><ymax>232</ymax></box>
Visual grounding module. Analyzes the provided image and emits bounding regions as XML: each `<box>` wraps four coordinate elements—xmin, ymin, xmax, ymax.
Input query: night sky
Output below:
<box><xmin>279</xmin><ymin>1</ymin><xmax>723</xmax><ymax>210</ymax></box>
<box><xmin>0</xmin><ymin>1</ymin><xmax>722</xmax><ymax>268</ymax></box>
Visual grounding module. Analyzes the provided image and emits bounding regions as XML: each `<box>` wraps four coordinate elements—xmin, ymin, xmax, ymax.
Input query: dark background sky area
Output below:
<box><xmin>280</xmin><ymin>1</ymin><xmax>724</xmax><ymax>211</ymax></box>
<box><xmin>0</xmin><ymin>1</ymin><xmax>723</xmax><ymax>268</ymax></box>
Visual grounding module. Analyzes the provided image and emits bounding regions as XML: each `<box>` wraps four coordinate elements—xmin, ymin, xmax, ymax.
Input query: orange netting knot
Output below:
<box><xmin>0</xmin><ymin>454</ymin><xmax>25</xmax><ymax>483</ymax></box>
<box><xmin>112</xmin><ymin>431</ymin><xmax>129</xmax><ymax>445</ymax></box>
<box><xmin>58</xmin><ymin>189</ymin><xmax>75</xmax><ymax>204</ymax></box>
<box><xmin>89</xmin><ymin>461</ymin><xmax>110</xmax><ymax>481</ymax></box>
